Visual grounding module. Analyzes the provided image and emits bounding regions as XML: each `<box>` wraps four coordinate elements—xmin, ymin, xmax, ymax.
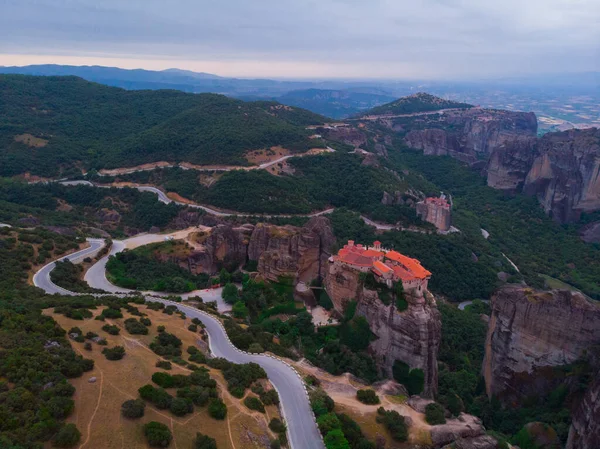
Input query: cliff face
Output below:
<box><xmin>404</xmin><ymin>109</ymin><xmax>538</xmax><ymax>164</ymax></box>
<box><xmin>483</xmin><ymin>285</ymin><xmax>600</xmax><ymax>402</ymax></box>
<box><xmin>566</xmin><ymin>369</ymin><xmax>600</xmax><ymax>449</ymax></box>
<box><xmin>325</xmin><ymin>262</ymin><xmax>441</xmax><ymax>397</ymax></box>
<box><xmin>523</xmin><ymin>128</ymin><xmax>600</xmax><ymax>223</ymax></box>
<box><xmin>249</xmin><ymin>216</ymin><xmax>335</xmax><ymax>283</ymax></box>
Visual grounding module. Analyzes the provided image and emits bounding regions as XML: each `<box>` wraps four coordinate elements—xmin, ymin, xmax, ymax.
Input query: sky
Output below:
<box><xmin>0</xmin><ymin>0</ymin><xmax>599</xmax><ymax>79</ymax></box>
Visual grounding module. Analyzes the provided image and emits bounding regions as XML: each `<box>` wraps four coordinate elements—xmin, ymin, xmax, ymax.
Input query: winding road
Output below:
<box><xmin>33</xmin><ymin>238</ymin><xmax>324</xmax><ymax>449</ymax></box>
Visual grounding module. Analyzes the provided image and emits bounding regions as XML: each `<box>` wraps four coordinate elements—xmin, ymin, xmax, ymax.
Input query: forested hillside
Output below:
<box><xmin>0</xmin><ymin>75</ymin><xmax>326</xmax><ymax>177</ymax></box>
<box><xmin>361</xmin><ymin>92</ymin><xmax>472</xmax><ymax>116</ymax></box>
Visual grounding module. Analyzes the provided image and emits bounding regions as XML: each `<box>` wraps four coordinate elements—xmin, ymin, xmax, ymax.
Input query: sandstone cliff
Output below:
<box><xmin>403</xmin><ymin>108</ymin><xmax>538</xmax><ymax>164</ymax></box>
<box><xmin>566</xmin><ymin>368</ymin><xmax>600</xmax><ymax>449</ymax></box>
<box><xmin>523</xmin><ymin>128</ymin><xmax>600</xmax><ymax>223</ymax></box>
<box><xmin>249</xmin><ymin>216</ymin><xmax>335</xmax><ymax>283</ymax></box>
<box><xmin>325</xmin><ymin>262</ymin><xmax>441</xmax><ymax>397</ymax></box>
<box><xmin>483</xmin><ymin>285</ymin><xmax>600</xmax><ymax>402</ymax></box>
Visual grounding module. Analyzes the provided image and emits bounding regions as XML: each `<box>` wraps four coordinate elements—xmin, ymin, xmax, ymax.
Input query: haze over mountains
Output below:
<box><xmin>2</xmin><ymin>64</ymin><xmax>598</xmax><ymax>130</ymax></box>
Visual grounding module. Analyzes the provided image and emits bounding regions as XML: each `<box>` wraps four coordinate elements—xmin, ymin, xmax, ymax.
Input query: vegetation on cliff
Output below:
<box><xmin>361</xmin><ymin>92</ymin><xmax>472</xmax><ymax>117</ymax></box>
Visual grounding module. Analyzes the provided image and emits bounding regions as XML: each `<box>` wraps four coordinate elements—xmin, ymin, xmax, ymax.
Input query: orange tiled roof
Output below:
<box><xmin>373</xmin><ymin>260</ymin><xmax>392</xmax><ymax>275</ymax></box>
<box><xmin>385</xmin><ymin>251</ymin><xmax>431</xmax><ymax>279</ymax></box>
<box><xmin>392</xmin><ymin>264</ymin><xmax>418</xmax><ymax>281</ymax></box>
<box><xmin>363</xmin><ymin>249</ymin><xmax>384</xmax><ymax>258</ymax></box>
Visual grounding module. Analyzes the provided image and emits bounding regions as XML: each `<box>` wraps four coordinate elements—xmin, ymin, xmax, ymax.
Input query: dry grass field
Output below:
<box><xmin>14</xmin><ymin>133</ymin><xmax>49</xmax><ymax>148</ymax></box>
<box><xmin>46</xmin><ymin>305</ymin><xmax>280</xmax><ymax>449</ymax></box>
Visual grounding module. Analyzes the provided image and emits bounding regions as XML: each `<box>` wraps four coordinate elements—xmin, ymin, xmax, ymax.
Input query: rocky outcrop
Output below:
<box><xmin>249</xmin><ymin>216</ymin><xmax>335</xmax><ymax>283</ymax></box>
<box><xmin>430</xmin><ymin>413</ymin><xmax>488</xmax><ymax>448</ymax></box>
<box><xmin>404</xmin><ymin>108</ymin><xmax>538</xmax><ymax>164</ymax></box>
<box><xmin>580</xmin><ymin>221</ymin><xmax>600</xmax><ymax>243</ymax></box>
<box><xmin>189</xmin><ymin>224</ymin><xmax>253</xmax><ymax>273</ymax></box>
<box><xmin>566</xmin><ymin>369</ymin><xmax>600</xmax><ymax>449</ymax></box>
<box><xmin>325</xmin><ymin>262</ymin><xmax>441</xmax><ymax>397</ymax></box>
<box><xmin>485</xmin><ymin>137</ymin><xmax>537</xmax><ymax>190</ymax></box>
<box><xmin>321</xmin><ymin>126</ymin><xmax>367</xmax><ymax>148</ymax></box>
<box><xmin>523</xmin><ymin>128</ymin><xmax>600</xmax><ymax>223</ymax></box>
<box><xmin>483</xmin><ymin>285</ymin><xmax>600</xmax><ymax>402</ymax></box>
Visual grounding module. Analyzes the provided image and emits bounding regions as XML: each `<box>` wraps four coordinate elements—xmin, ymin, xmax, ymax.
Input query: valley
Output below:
<box><xmin>0</xmin><ymin>75</ymin><xmax>599</xmax><ymax>449</ymax></box>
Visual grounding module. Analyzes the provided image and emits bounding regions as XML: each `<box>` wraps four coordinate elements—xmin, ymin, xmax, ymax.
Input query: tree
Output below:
<box><xmin>208</xmin><ymin>398</ymin><xmax>227</xmax><ymax>420</ymax></box>
<box><xmin>244</xmin><ymin>396</ymin><xmax>265</xmax><ymax>413</ymax></box>
<box><xmin>102</xmin><ymin>346</ymin><xmax>126</xmax><ymax>360</ymax></box>
<box><xmin>121</xmin><ymin>399</ymin><xmax>146</xmax><ymax>419</ymax></box>
<box><xmin>269</xmin><ymin>418</ymin><xmax>286</xmax><ymax>434</ymax></box>
<box><xmin>232</xmin><ymin>301</ymin><xmax>248</xmax><ymax>319</ymax></box>
<box><xmin>317</xmin><ymin>413</ymin><xmax>341</xmax><ymax>434</ymax></box>
<box><xmin>219</xmin><ymin>268</ymin><xmax>232</xmax><ymax>285</ymax></box>
<box><xmin>143</xmin><ymin>421</ymin><xmax>172</xmax><ymax>448</ymax></box>
<box><xmin>425</xmin><ymin>403</ymin><xmax>447</xmax><ymax>425</ymax></box>
<box><xmin>324</xmin><ymin>429</ymin><xmax>350</xmax><ymax>449</ymax></box>
<box><xmin>170</xmin><ymin>397</ymin><xmax>193</xmax><ymax>416</ymax></box>
<box><xmin>222</xmin><ymin>283</ymin><xmax>238</xmax><ymax>304</ymax></box>
<box><xmin>52</xmin><ymin>424</ymin><xmax>81</xmax><ymax>448</ymax></box>
<box><xmin>195</xmin><ymin>433</ymin><xmax>217</xmax><ymax>449</ymax></box>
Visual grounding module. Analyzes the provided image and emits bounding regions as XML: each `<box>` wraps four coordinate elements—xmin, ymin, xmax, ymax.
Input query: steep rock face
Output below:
<box><xmin>566</xmin><ymin>369</ymin><xmax>600</xmax><ymax>449</ymax></box>
<box><xmin>190</xmin><ymin>224</ymin><xmax>252</xmax><ymax>273</ymax></box>
<box><xmin>483</xmin><ymin>285</ymin><xmax>600</xmax><ymax>402</ymax></box>
<box><xmin>325</xmin><ymin>262</ymin><xmax>441</xmax><ymax>397</ymax></box>
<box><xmin>523</xmin><ymin>128</ymin><xmax>600</xmax><ymax>223</ymax></box>
<box><xmin>485</xmin><ymin>137</ymin><xmax>537</xmax><ymax>190</ymax></box>
<box><xmin>249</xmin><ymin>216</ymin><xmax>335</xmax><ymax>283</ymax></box>
<box><xmin>404</xmin><ymin>109</ymin><xmax>537</xmax><ymax>163</ymax></box>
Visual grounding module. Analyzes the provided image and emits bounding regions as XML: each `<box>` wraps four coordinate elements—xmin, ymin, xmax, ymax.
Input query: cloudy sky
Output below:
<box><xmin>0</xmin><ymin>0</ymin><xmax>598</xmax><ymax>79</ymax></box>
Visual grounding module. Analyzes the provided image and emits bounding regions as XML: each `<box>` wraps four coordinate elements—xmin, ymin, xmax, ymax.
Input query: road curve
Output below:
<box><xmin>33</xmin><ymin>239</ymin><xmax>106</xmax><ymax>295</ymax></box>
<box><xmin>34</xmin><ymin>240</ymin><xmax>324</xmax><ymax>449</ymax></box>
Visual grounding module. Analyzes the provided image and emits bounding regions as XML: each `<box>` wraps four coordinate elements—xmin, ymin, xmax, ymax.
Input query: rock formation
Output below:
<box><xmin>416</xmin><ymin>196</ymin><xmax>452</xmax><ymax>231</ymax></box>
<box><xmin>403</xmin><ymin>108</ymin><xmax>538</xmax><ymax>164</ymax></box>
<box><xmin>248</xmin><ymin>216</ymin><xmax>335</xmax><ymax>283</ymax></box>
<box><xmin>483</xmin><ymin>285</ymin><xmax>600</xmax><ymax>402</ymax></box>
<box><xmin>566</xmin><ymin>368</ymin><xmax>600</xmax><ymax>449</ymax></box>
<box><xmin>325</xmin><ymin>262</ymin><xmax>441</xmax><ymax>397</ymax></box>
<box><xmin>523</xmin><ymin>128</ymin><xmax>600</xmax><ymax>223</ymax></box>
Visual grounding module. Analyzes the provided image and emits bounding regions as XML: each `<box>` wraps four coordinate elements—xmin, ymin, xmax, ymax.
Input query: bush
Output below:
<box><xmin>83</xmin><ymin>342</ymin><xmax>92</xmax><ymax>351</ymax></box>
<box><xmin>52</xmin><ymin>423</ymin><xmax>81</xmax><ymax>448</ymax></box>
<box><xmin>156</xmin><ymin>360</ymin><xmax>172</xmax><ymax>370</ymax></box>
<box><xmin>244</xmin><ymin>396</ymin><xmax>265</xmax><ymax>413</ymax></box>
<box><xmin>356</xmin><ymin>389</ymin><xmax>380</xmax><ymax>405</ymax></box>
<box><xmin>222</xmin><ymin>283</ymin><xmax>238</xmax><ymax>304</ymax></box>
<box><xmin>195</xmin><ymin>433</ymin><xmax>217</xmax><ymax>449</ymax></box>
<box><xmin>269</xmin><ymin>418</ymin><xmax>286</xmax><ymax>434</ymax></box>
<box><xmin>152</xmin><ymin>372</ymin><xmax>175</xmax><ymax>388</ymax></box>
<box><xmin>376</xmin><ymin>407</ymin><xmax>408</xmax><ymax>442</ymax></box>
<box><xmin>189</xmin><ymin>352</ymin><xmax>207</xmax><ymax>364</ymax></box>
<box><xmin>102</xmin><ymin>346</ymin><xmax>125</xmax><ymax>360</ymax></box>
<box><xmin>248</xmin><ymin>342</ymin><xmax>265</xmax><ymax>353</ymax></box>
<box><xmin>208</xmin><ymin>398</ymin><xmax>227</xmax><ymax>420</ymax></box>
<box><xmin>188</xmin><ymin>324</ymin><xmax>198</xmax><ymax>332</ymax></box>
<box><xmin>102</xmin><ymin>324</ymin><xmax>120</xmax><ymax>335</ymax></box>
<box><xmin>144</xmin><ymin>421</ymin><xmax>172</xmax><ymax>448</ymax></box>
<box><xmin>121</xmin><ymin>399</ymin><xmax>146</xmax><ymax>419</ymax></box>
<box><xmin>324</xmin><ymin>429</ymin><xmax>350</xmax><ymax>449</ymax></box>
<box><xmin>102</xmin><ymin>308</ymin><xmax>123</xmax><ymax>319</ymax></box>
<box><xmin>425</xmin><ymin>403</ymin><xmax>447</xmax><ymax>425</ymax></box>
<box><xmin>124</xmin><ymin>318</ymin><xmax>149</xmax><ymax>335</ymax></box>
<box><xmin>170</xmin><ymin>397</ymin><xmax>194</xmax><ymax>416</ymax></box>
<box><xmin>177</xmin><ymin>386</ymin><xmax>210</xmax><ymax>406</ymax></box>
<box><xmin>157</xmin><ymin>325</ymin><xmax>166</xmax><ymax>332</ymax></box>
<box><xmin>140</xmin><ymin>317</ymin><xmax>152</xmax><ymax>326</ymax></box>
<box><xmin>318</xmin><ymin>413</ymin><xmax>341</xmax><ymax>434</ymax></box>
<box><xmin>139</xmin><ymin>385</ymin><xmax>173</xmax><ymax>409</ymax></box>
<box><xmin>310</xmin><ymin>389</ymin><xmax>335</xmax><ymax>417</ymax></box>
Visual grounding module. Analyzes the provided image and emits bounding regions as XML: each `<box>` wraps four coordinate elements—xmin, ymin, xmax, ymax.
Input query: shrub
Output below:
<box><xmin>222</xmin><ymin>283</ymin><xmax>238</xmax><ymax>304</ymax></box>
<box><xmin>102</xmin><ymin>346</ymin><xmax>125</xmax><ymax>360</ymax></box>
<box><xmin>139</xmin><ymin>385</ymin><xmax>173</xmax><ymax>409</ymax></box>
<box><xmin>396</xmin><ymin>297</ymin><xmax>408</xmax><ymax>312</ymax></box>
<box><xmin>157</xmin><ymin>325</ymin><xmax>166</xmax><ymax>332</ymax></box>
<box><xmin>187</xmin><ymin>346</ymin><xmax>199</xmax><ymax>354</ymax></box>
<box><xmin>260</xmin><ymin>389</ymin><xmax>280</xmax><ymax>406</ymax></box>
<box><xmin>85</xmin><ymin>331</ymin><xmax>98</xmax><ymax>340</ymax></box>
<box><xmin>170</xmin><ymin>397</ymin><xmax>194</xmax><ymax>416</ymax></box>
<box><xmin>102</xmin><ymin>308</ymin><xmax>123</xmax><ymax>319</ymax></box>
<box><xmin>188</xmin><ymin>324</ymin><xmax>198</xmax><ymax>332</ymax></box>
<box><xmin>177</xmin><ymin>386</ymin><xmax>210</xmax><ymax>406</ymax></box>
<box><xmin>317</xmin><ymin>413</ymin><xmax>341</xmax><ymax>434</ymax></box>
<box><xmin>156</xmin><ymin>360</ymin><xmax>172</xmax><ymax>370</ymax></box>
<box><xmin>143</xmin><ymin>421</ymin><xmax>172</xmax><ymax>448</ymax></box>
<box><xmin>97</xmin><ymin>337</ymin><xmax>107</xmax><ymax>345</ymax></box>
<box><xmin>208</xmin><ymin>398</ymin><xmax>227</xmax><ymax>420</ymax></box>
<box><xmin>124</xmin><ymin>318</ymin><xmax>149</xmax><ymax>335</ymax></box>
<box><xmin>323</xmin><ymin>429</ymin><xmax>350</xmax><ymax>449</ymax></box>
<box><xmin>150</xmin><ymin>331</ymin><xmax>183</xmax><ymax>357</ymax></box>
<box><xmin>152</xmin><ymin>372</ymin><xmax>175</xmax><ymax>388</ymax></box>
<box><xmin>356</xmin><ymin>389</ymin><xmax>380</xmax><ymax>405</ymax></box>
<box><xmin>425</xmin><ymin>403</ymin><xmax>446</xmax><ymax>425</ymax></box>
<box><xmin>195</xmin><ymin>433</ymin><xmax>217</xmax><ymax>449</ymax></box>
<box><xmin>376</xmin><ymin>407</ymin><xmax>408</xmax><ymax>442</ymax></box>
<box><xmin>140</xmin><ymin>317</ymin><xmax>152</xmax><ymax>326</ymax></box>
<box><xmin>392</xmin><ymin>360</ymin><xmax>424</xmax><ymax>395</ymax></box>
<box><xmin>269</xmin><ymin>418</ymin><xmax>286</xmax><ymax>434</ymax></box>
<box><xmin>248</xmin><ymin>343</ymin><xmax>265</xmax><ymax>353</ymax></box>
<box><xmin>83</xmin><ymin>342</ymin><xmax>92</xmax><ymax>351</ymax></box>
<box><xmin>310</xmin><ymin>389</ymin><xmax>335</xmax><ymax>417</ymax></box>
<box><xmin>244</xmin><ymin>396</ymin><xmax>265</xmax><ymax>413</ymax></box>
<box><xmin>121</xmin><ymin>399</ymin><xmax>145</xmax><ymax>419</ymax></box>
<box><xmin>52</xmin><ymin>423</ymin><xmax>81</xmax><ymax>448</ymax></box>
<box><xmin>101</xmin><ymin>324</ymin><xmax>120</xmax><ymax>335</ymax></box>
<box><xmin>189</xmin><ymin>352</ymin><xmax>207</xmax><ymax>364</ymax></box>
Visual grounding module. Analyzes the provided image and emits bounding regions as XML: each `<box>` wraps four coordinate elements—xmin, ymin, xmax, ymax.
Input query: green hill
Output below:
<box><xmin>360</xmin><ymin>92</ymin><xmax>472</xmax><ymax>116</ymax></box>
<box><xmin>0</xmin><ymin>75</ymin><xmax>327</xmax><ymax>176</ymax></box>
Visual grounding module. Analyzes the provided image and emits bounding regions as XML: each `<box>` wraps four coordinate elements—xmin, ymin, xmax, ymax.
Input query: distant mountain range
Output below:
<box><xmin>1</xmin><ymin>65</ymin><xmax>598</xmax><ymax>126</ymax></box>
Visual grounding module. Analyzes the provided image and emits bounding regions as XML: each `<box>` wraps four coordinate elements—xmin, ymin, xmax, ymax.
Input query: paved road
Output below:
<box><xmin>457</xmin><ymin>299</ymin><xmax>490</xmax><ymax>311</ymax></box>
<box><xmin>33</xmin><ymin>240</ymin><xmax>324</xmax><ymax>449</ymax></box>
<box><xmin>33</xmin><ymin>239</ymin><xmax>106</xmax><ymax>295</ymax></box>
<box><xmin>0</xmin><ymin>223</ymin><xmax>11</xmax><ymax>228</ymax></box>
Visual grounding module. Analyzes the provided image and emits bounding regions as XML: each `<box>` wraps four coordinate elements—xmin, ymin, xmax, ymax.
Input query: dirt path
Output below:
<box><xmin>78</xmin><ymin>371</ymin><xmax>104</xmax><ymax>449</ymax></box>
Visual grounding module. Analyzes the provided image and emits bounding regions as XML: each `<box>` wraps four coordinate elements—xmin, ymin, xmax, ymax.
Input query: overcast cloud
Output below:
<box><xmin>0</xmin><ymin>0</ymin><xmax>598</xmax><ymax>78</ymax></box>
